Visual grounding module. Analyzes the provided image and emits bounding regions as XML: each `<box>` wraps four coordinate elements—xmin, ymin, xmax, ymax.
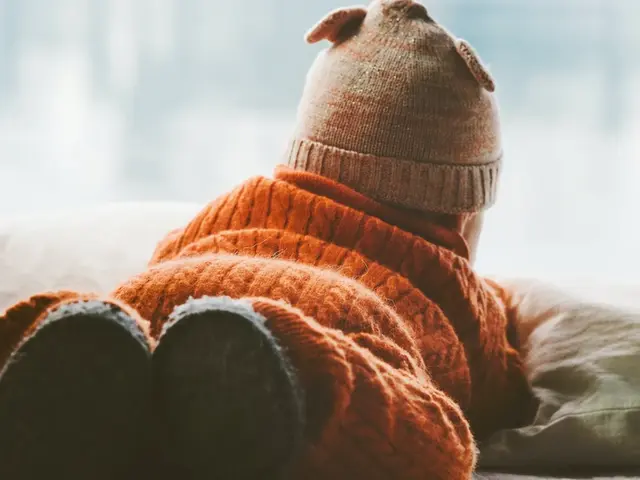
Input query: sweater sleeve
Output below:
<box><xmin>482</xmin><ymin>277</ymin><xmax>526</xmax><ymax>349</ymax></box>
<box><xmin>251</xmin><ymin>298</ymin><xmax>476</xmax><ymax>480</ymax></box>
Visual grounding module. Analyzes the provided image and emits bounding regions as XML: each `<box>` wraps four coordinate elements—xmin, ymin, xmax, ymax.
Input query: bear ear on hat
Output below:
<box><xmin>305</xmin><ymin>6</ymin><xmax>368</xmax><ymax>44</ymax></box>
<box><xmin>455</xmin><ymin>39</ymin><xmax>496</xmax><ymax>93</ymax></box>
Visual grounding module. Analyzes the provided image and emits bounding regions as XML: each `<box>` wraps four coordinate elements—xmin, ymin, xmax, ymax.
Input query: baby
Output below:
<box><xmin>0</xmin><ymin>1</ymin><xmax>536</xmax><ymax>479</ymax></box>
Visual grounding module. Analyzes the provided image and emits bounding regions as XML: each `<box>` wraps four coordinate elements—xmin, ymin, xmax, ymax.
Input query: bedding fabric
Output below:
<box><xmin>478</xmin><ymin>279</ymin><xmax>640</xmax><ymax>471</ymax></box>
<box><xmin>0</xmin><ymin>202</ymin><xmax>201</xmax><ymax>311</ymax></box>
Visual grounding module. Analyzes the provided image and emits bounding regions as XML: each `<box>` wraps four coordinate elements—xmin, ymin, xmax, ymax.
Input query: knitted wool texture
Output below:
<box><xmin>287</xmin><ymin>0</ymin><xmax>502</xmax><ymax>214</ymax></box>
<box><xmin>0</xmin><ymin>170</ymin><xmax>533</xmax><ymax>480</ymax></box>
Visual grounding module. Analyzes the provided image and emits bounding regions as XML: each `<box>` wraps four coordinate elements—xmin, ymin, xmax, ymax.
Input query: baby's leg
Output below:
<box><xmin>152</xmin><ymin>296</ymin><xmax>475</xmax><ymax>480</ymax></box>
<box><xmin>254</xmin><ymin>298</ymin><xmax>476</xmax><ymax>480</ymax></box>
<box><xmin>0</xmin><ymin>292</ymin><xmax>153</xmax><ymax>480</ymax></box>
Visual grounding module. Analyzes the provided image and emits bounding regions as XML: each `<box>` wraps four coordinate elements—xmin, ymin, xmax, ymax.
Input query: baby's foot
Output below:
<box><xmin>0</xmin><ymin>299</ymin><xmax>152</xmax><ymax>480</ymax></box>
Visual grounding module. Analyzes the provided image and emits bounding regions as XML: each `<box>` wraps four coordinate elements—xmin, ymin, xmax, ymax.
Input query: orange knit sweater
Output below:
<box><xmin>0</xmin><ymin>169</ymin><xmax>534</xmax><ymax>480</ymax></box>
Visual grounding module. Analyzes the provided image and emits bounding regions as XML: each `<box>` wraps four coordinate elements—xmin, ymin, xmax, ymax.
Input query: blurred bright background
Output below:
<box><xmin>0</xmin><ymin>0</ymin><xmax>639</xmax><ymax>282</ymax></box>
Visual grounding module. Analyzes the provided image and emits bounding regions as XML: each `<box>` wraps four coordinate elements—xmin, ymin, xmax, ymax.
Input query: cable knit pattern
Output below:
<box><xmin>174</xmin><ymin>228</ymin><xmax>471</xmax><ymax>408</ymax></box>
<box><xmin>251</xmin><ymin>298</ymin><xmax>476</xmax><ymax>480</ymax></box>
<box><xmin>115</xmin><ymin>254</ymin><xmax>424</xmax><ymax>377</ymax></box>
<box><xmin>150</xmin><ymin>171</ymin><xmax>532</xmax><ymax>438</ymax></box>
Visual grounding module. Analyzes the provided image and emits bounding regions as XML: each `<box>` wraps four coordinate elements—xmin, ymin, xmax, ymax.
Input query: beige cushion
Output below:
<box><xmin>479</xmin><ymin>278</ymin><xmax>640</xmax><ymax>470</ymax></box>
<box><xmin>0</xmin><ymin>202</ymin><xmax>201</xmax><ymax>311</ymax></box>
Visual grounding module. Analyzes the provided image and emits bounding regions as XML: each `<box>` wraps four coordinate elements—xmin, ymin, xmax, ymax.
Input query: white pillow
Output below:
<box><xmin>0</xmin><ymin>202</ymin><xmax>201</xmax><ymax>312</ymax></box>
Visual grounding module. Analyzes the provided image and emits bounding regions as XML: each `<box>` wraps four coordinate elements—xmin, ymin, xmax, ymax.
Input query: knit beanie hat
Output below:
<box><xmin>285</xmin><ymin>0</ymin><xmax>502</xmax><ymax>214</ymax></box>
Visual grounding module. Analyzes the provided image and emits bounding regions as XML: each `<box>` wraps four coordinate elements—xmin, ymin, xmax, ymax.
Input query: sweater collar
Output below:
<box><xmin>274</xmin><ymin>165</ymin><xmax>470</xmax><ymax>260</ymax></box>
